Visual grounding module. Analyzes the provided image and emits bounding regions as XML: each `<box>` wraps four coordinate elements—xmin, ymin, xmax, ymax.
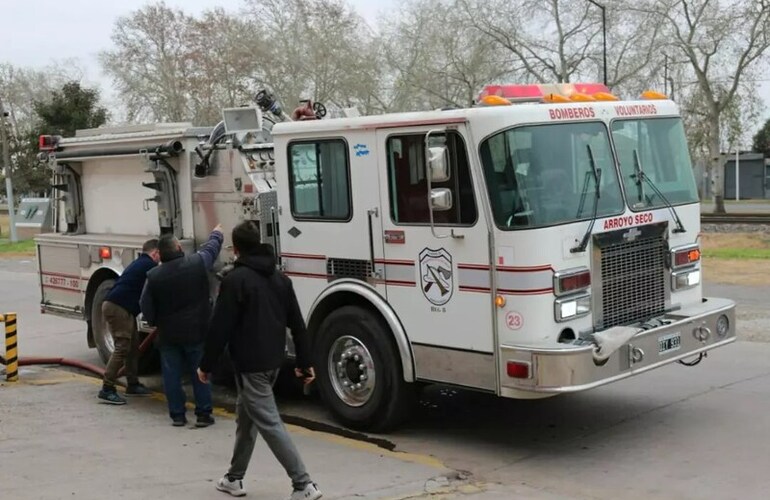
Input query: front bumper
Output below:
<box><xmin>500</xmin><ymin>297</ymin><xmax>736</xmax><ymax>396</ymax></box>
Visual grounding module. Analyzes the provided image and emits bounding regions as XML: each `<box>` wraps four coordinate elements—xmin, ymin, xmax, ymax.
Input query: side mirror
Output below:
<box><xmin>427</xmin><ymin>146</ymin><xmax>450</xmax><ymax>183</ymax></box>
<box><xmin>430</xmin><ymin>188</ymin><xmax>453</xmax><ymax>212</ymax></box>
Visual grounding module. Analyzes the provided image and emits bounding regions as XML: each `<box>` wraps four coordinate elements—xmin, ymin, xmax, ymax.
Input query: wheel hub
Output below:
<box><xmin>328</xmin><ymin>335</ymin><xmax>376</xmax><ymax>407</ymax></box>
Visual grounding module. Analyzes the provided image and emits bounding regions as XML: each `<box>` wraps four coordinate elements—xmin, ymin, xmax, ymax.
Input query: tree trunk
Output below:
<box><xmin>708</xmin><ymin>114</ymin><xmax>726</xmax><ymax>214</ymax></box>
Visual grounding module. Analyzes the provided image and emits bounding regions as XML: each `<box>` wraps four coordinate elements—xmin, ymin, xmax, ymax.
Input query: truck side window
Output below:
<box><xmin>288</xmin><ymin>139</ymin><xmax>351</xmax><ymax>220</ymax></box>
<box><xmin>386</xmin><ymin>132</ymin><xmax>477</xmax><ymax>225</ymax></box>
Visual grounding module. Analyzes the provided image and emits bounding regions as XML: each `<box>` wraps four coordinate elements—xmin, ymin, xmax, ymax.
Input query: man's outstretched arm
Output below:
<box><xmin>198</xmin><ymin>224</ymin><xmax>224</xmax><ymax>271</ymax></box>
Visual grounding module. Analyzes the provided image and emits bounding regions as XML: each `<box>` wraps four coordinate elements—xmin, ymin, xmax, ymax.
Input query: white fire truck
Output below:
<box><xmin>35</xmin><ymin>84</ymin><xmax>736</xmax><ymax>431</ymax></box>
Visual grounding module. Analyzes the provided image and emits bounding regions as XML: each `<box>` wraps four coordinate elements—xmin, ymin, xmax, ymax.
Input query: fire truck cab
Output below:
<box><xmin>35</xmin><ymin>83</ymin><xmax>736</xmax><ymax>432</ymax></box>
<box><xmin>270</xmin><ymin>84</ymin><xmax>735</xmax><ymax>430</ymax></box>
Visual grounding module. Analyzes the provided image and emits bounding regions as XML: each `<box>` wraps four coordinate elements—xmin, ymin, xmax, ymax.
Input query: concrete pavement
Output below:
<box><xmin>5</xmin><ymin>256</ymin><xmax>770</xmax><ymax>499</ymax></box>
<box><xmin>0</xmin><ymin>366</ymin><xmax>458</xmax><ymax>500</ymax></box>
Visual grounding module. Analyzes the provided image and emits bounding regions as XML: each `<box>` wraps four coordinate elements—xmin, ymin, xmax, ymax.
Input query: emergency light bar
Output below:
<box><xmin>480</xmin><ymin>83</ymin><xmax>610</xmax><ymax>101</ymax></box>
<box><xmin>477</xmin><ymin>82</ymin><xmax>629</xmax><ymax>106</ymax></box>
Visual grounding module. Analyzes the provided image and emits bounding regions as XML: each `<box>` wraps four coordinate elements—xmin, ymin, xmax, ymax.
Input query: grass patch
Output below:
<box><xmin>700</xmin><ymin>233</ymin><xmax>770</xmax><ymax>285</ymax></box>
<box><xmin>0</xmin><ymin>238</ymin><xmax>36</xmax><ymax>255</ymax></box>
<box><xmin>700</xmin><ymin>233</ymin><xmax>770</xmax><ymax>259</ymax></box>
<box><xmin>702</xmin><ymin>248</ymin><xmax>770</xmax><ymax>260</ymax></box>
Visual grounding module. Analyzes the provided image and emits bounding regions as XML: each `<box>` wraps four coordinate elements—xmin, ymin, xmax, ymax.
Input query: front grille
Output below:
<box><xmin>596</xmin><ymin>225</ymin><xmax>667</xmax><ymax>329</ymax></box>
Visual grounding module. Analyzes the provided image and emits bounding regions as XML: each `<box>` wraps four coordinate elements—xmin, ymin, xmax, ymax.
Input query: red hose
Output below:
<box><xmin>0</xmin><ymin>329</ymin><xmax>157</xmax><ymax>379</ymax></box>
<box><xmin>0</xmin><ymin>354</ymin><xmax>105</xmax><ymax>377</ymax></box>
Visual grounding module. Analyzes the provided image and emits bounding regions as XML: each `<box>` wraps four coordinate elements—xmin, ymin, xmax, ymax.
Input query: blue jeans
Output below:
<box><xmin>158</xmin><ymin>343</ymin><xmax>212</xmax><ymax>419</ymax></box>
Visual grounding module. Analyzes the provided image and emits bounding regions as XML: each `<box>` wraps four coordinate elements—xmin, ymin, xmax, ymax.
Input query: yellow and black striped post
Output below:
<box><xmin>3</xmin><ymin>312</ymin><xmax>18</xmax><ymax>382</ymax></box>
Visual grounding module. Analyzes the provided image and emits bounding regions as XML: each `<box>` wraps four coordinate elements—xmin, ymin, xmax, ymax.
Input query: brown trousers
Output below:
<box><xmin>102</xmin><ymin>301</ymin><xmax>140</xmax><ymax>387</ymax></box>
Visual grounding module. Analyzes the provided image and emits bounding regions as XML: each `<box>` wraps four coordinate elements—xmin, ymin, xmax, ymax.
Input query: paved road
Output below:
<box><xmin>0</xmin><ymin>367</ymin><xmax>457</xmax><ymax>500</ymax></box>
<box><xmin>3</xmin><ymin>257</ymin><xmax>770</xmax><ymax>499</ymax></box>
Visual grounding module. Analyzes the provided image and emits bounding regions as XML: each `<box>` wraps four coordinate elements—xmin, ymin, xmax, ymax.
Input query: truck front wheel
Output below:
<box><xmin>316</xmin><ymin>306</ymin><xmax>414</xmax><ymax>432</ymax></box>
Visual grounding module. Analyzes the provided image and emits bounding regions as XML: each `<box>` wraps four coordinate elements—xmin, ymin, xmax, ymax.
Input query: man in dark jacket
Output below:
<box><xmin>97</xmin><ymin>238</ymin><xmax>159</xmax><ymax>405</ymax></box>
<box><xmin>197</xmin><ymin>221</ymin><xmax>321</xmax><ymax>500</ymax></box>
<box><xmin>140</xmin><ymin>224</ymin><xmax>223</xmax><ymax>427</ymax></box>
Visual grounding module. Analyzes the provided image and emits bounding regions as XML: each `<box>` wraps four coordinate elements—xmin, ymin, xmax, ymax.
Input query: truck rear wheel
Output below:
<box><xmin>316</xmin><ymin>306</ymin><xmax>414</xmax><ymax>432</ymax></box>
<box><xmin>92</xmin><ymin>279</ymin><xmax>116</xmax><ymax>365</ymax></box>
<box><xmin>91</xmin><ymin>279</ymin><xmax>157</xmax><ymax>373</ymax></box>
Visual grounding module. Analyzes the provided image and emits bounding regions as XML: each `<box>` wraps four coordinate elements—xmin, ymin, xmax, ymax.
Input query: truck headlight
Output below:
<box><xmin>554</xmin><ymin>293</ymin><xmax>591</xmax><ymax>322</ymax></box>
<box><xmin>672</xmin><ymin>268</ymin><xmax>700</xmax><ymax>290</ymax></box>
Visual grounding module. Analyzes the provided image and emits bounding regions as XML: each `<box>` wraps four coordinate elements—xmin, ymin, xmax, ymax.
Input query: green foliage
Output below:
<box><xmin>753</xmin><ymin>119</ymin><xmax>770</xmax><ymax>158</ymax></box>
<box><xmin>0</xmin><ymin>238</ymin><xmax>36</xmax><ymax>254</ymax></box>
<box><xmin>703</xmin><ymin>247</ymin><xmax>770</xmax><ymax>260</ymax></box>
<box><xmin>33</xmin><ymin>81</ymin><xmax>108</xmax><ymax>137</ymax></box>
<box><xmin>5</xmin><ymin>128</ymin><xmax>50</xmax><ymax>196</ymax></box>
<box><xmin>3</xmin><ymin>81</ymin><xmax>108</xmax><ymax>197</ymax></box>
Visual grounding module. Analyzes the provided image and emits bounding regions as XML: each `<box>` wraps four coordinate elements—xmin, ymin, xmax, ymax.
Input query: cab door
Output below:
<box><xmin>375</xmin><ymin>125</ymin><xmax>496</xmax><ymax>391</ymax></box>
<box><xmin>276</xmin><ymin>132</ymin><xmax>385</xmax><ymax>314</ymax></box>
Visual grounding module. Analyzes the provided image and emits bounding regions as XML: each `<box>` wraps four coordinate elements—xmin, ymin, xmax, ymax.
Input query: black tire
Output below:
<box><xmin>316</xmin><ymin>306</ymin><xmax>414</xmax><ymax>432</ymax></box>
<box><xmin>90</xmin><ymin>279</ymin><xmax>158</xmax><ymax>374</ymax></box>
<box><xmin>91</xmin><ymin>279</ymin><xmax>116</xmax><ymax>365</ymax></box>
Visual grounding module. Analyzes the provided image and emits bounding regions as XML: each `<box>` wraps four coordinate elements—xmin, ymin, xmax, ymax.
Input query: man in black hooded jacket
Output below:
<box><xmin>198</xmin><ymin>221</ymin><xmax>321</xmax><ymax>500</ymax></box>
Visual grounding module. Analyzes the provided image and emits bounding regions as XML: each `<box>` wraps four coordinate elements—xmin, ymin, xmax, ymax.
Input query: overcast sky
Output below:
<box><xmin>1</xmin><ymin>0</ymin><xmax>768</xmax><ymax>136</ymax></box>
<box><xmin>0</xmin><ymin>0</ymin><xmax>390</xmax><ymax>109</ymax></box>
<box><xmin>0</xmin><ymin>0</ymin><xmax>388</xmax><ymax>66</ymax></box>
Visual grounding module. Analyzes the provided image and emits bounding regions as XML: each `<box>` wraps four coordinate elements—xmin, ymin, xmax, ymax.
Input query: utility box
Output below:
<box><xmin>15</xmin><ymin>198</ymin><xmax>53</xmax><ymax>240</ymax></box>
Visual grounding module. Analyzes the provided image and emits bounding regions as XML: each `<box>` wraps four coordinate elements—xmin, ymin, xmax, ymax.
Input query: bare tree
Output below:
<box><xmin>379</xmin><ymin>0</ymin><xmax>515</xmax><ymax>112</ymax></box>
<box><xmin>459</xmin><ymin>0</ymin><xmax>602</xmax><ymax>84</ymax></box>
<box><xmin>186</xmin><ymin>8</ymin><xmax>263</xmax><ymax>124</ymax></box>
<box><xmin>458</xmin><ymin>0</ymin><xmax>663</xmax><ymax>94</ymax></box>
<box><xmin>635</xmin><ymin>0</ymin><xmax>770</xmax><ymax>213</ymax></box>
<box><xmin>243</xmin><ymin>0</ymin><xmax>381</xmax><ymax>115</ymax></box>
<box><xmin>100</xmin><ymin>3</ymin><xmax>195</xmax><ymax>123</ymax></box>
<box><xmin>0</xmin><ymin>61</ymin><xmax>85</xmax><ymax>134</ymax></box>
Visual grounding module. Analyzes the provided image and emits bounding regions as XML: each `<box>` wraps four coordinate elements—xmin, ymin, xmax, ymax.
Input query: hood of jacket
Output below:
<box><xmin>234</xmin><ymin>244</ymin><xmax>276</xmax><ymax>276</ymax></box>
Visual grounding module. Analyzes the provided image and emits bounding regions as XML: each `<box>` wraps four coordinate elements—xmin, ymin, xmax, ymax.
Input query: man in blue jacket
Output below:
<box><xmin>97</xmin><ymin>238</ymin><xmax>160</xmax><ymax>405</ymax></box>
<box><xmin>140</xmin><ymin>224</ymin><xmax>223</xmax><ymax>427</ymax></box>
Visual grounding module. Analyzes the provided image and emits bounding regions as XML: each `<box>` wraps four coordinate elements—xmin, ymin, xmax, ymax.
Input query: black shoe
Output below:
<box><xmin>98</xmin><ymin>388</ymin><xmax>127</xmax><ymax>405</ymax></box>
<box><xmin>195</xmin><ymin>414</ymin><xmax>215</xmax><ymax>428</ymax></box>
<box><xmin>125</xmin><ymin>383</ymin><xmax>152</xmax><ymax>397</ymax></box>
<box><xmin>172</xmin><ymin>415</ymin><xmax>188</xmax><ymax>427</ymax></box>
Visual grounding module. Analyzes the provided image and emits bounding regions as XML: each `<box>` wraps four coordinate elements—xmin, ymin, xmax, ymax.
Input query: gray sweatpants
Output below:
<box><xmin>227</xmin><ymin>370</ymin><xmax>312</xmax><ymax>490</ymax></box>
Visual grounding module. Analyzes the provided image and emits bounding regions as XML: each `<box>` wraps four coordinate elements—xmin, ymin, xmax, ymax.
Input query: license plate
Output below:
<box><xmin>658</xmin><ymin>333</ymin><xmax>681</xmax><ymax>355</ymax></box>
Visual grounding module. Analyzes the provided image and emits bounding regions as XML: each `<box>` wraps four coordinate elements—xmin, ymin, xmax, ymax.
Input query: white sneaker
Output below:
<box><xmin>216</xmin><ymin>476</ymin><xmax>246</xmax><ymax>497</ymax></box>
<box><xmin>288</xmin><ymin>482</ymin><xmax>322</xmax><ymax>500</ymax></box>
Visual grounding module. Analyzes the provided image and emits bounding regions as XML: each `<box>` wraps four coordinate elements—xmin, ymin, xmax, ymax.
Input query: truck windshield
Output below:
<box><xmin>611</xmin><ymin>117</ymin><xmax>699</xmax><ymax>210</ymax></box>
<box><xmin>480</xmin><ymin>122</ymin><xmax>624</xmax><ymax>229</ymax></box>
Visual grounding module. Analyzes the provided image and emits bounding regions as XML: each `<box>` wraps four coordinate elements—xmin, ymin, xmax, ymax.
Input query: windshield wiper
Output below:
<box><xmin>631</xmin><ymin>149</ymin><xmax>646</xmax><ymax>205</ymax></box>
<box><xmin>571</xmin><ymin>144</ymin><xmax>601</xmax><ymax>253</ymax></box>
<box><xmin>631</xmin><ymin>150</ymin><xmax>685</xmax><ymax>233</ymax></box>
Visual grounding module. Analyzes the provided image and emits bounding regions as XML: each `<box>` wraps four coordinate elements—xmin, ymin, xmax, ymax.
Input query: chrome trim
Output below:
<box><xmin>41</xmin><ymin>303</ymin><xmax>84</xmax><ymax>320</ymax></box>
<box><xmin>671</xmin><ymin>268</ymin><xmax>700</xmax><ymax>291</ymax></box>
<box><xmin>413</xmin><ymin>344</ymin><xmax>496</xmax><ymax>390</ymax></box>
<box><xmin>307</xmin><ymin>279</ymin><xmax>415</xmax><ymax>382</ymax></box>
<box><xmin>554</xmin><ymin>292</ymin><xmax>591</xmax><ymax>322</ymax></box>
<box><xmin>552</xmin><ymin>266</ymin><xmax>591</xmax><ymax>297</ymax></box>
<box><xmin>500</xmin><ymin>297</ymin><xmax>735</xmax><ymax>394</ymax></box>
<box><xmin>328</xmin><ymin>335</ymin><xmax>377</xmax><ymax>407</ymax></box>
<box><xmin>670</xmin><ymin>243</ymin><xmax>700</xmax><ymax>270</ymax></box>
